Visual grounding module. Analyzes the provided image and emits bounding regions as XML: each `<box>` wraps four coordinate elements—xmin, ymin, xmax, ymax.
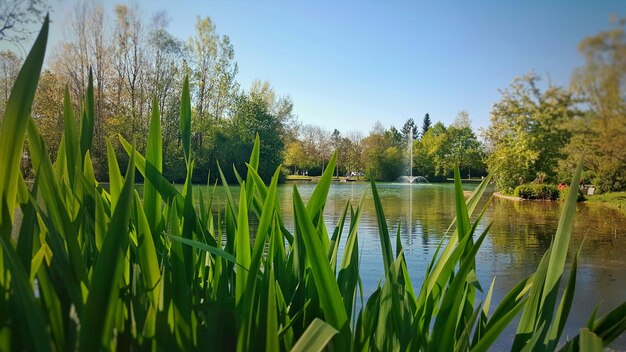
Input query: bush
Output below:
<box><xmin>514</xmin><ymin>183</ymin><xmax>560</xmax><ymax>200</ymax></box>
<box><xmin>596</xmin><ymin>167</ymin><xmax>626</xmax><ymax>193</ymax></box>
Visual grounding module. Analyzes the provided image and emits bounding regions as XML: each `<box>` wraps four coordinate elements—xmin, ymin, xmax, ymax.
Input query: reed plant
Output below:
<box><xmin>0</xmin><ymin>18</ymin><xmax>625</xmax><ymax>351</ymax></box>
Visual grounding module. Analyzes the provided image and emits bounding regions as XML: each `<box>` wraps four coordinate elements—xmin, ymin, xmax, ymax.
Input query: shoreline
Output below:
<box><xmin>492</xmin><ymin>192</ymin><xmax>523</xmax><ymax>201</ymax></box>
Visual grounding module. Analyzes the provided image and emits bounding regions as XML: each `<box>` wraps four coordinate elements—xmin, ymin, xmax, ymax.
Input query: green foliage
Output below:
<box><xmin>558</xmin><ymin>188</ymin><xmax>586</xmax><ymax>202</ymax></box>
<box><xmin>362</xmin><ymin>123</ymin><xmax>405</xmax><ymax>181</ymax></box>
<box><xmin>561</xmin><ymin>20</ymin><xmax>626</xmax><ymax>192</ymax></box>
<box><xmin>1</xmin><ymin>21</ymin><xmax>626</xmax><ymax>352</ymax></box>
<box><xmin>421</xmin><ymin>112</ymin><xmax>432</xmax><ymax>136</ymax></box>
<box><xmin>586</xmin><ymin>191</ymin><xmax>626</xmax><ymax>215</ymax></box>
<box><xmin>484</xmin><ymin>73</ymin><xmax>577</xmax><ymax>194</ymax></box>
<box><xmin>413</xmin><ymin>120</ymin><xmax>485</xmax><ymax>179</ymax></box>
<box><xmin>514</xmin><ymin>184</ymin><xmax>560</xmax><ymax>200</ymax></box>
<box><xmin>595</xmin><ymin>168</ymin><xmax>626</xmax><ymax>193</ymax></box>
<box><xmin>402</xmin><ymin>118</ymin><xmax>418</xmax><ymax>140</ymax></box>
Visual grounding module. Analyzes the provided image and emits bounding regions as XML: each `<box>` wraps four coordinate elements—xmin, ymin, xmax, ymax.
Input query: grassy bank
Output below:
<box><xmin>587</xmin><ymin>192</ymin><xmax>626</xmax><ymax>215</ymax></box>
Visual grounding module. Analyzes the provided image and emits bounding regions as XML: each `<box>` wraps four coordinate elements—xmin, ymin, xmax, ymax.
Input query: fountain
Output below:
<box><xmin>396</xmin><ymin>129</ymin><xmax>428</xmax><ymax>183</ymax></box>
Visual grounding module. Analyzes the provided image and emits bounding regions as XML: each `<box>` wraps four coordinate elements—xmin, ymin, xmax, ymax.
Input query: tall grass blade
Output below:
<box><xmin>513</xmin><ymin>163</ymin><xmax>583</xmax><ymax>350</ymax></box>
<box><xmin>546</xmin><ymin>244</ymin><xmax>582</xmax><ymax>350</ymax></box>
<box><xmin>293</xmin><ymin>187</ymin><xmax>349</xmax><ymax>347</ymax></box>
<box><xmin>579</xmin><ymin>329</ymin><xmax>602</xmax><ymax>352</ymax></box>
<box><xmin>265</xmin><ymin>267</ymin><xmax>280</xmax><ymax>352</ymax></box>
<box><xmin>235</xmin><ymin>182</ymin><xmax>252</xmax><ymax>351</ymax></box>
<box><xmin>118</xmin><ymin>134</ymin><xmax>184</xmax><ymax>209</ymax></box>
<box><xmin>62</xmin><ymin>87</ymin><xmax>78</xmax><ymax>186</ymax></box>
<box><xmin>429</xmin><ymin>227</ymin><xmax>489</xmax><ymax>351</ymax></box>
<box><xmin>306</xmin><ymin>151</ymin><xmax>336</xmax><ymax>225</ymax></box>
<box><xmin>133</xmin><ymin>191</ymin><xmax>161</xmax><ymax>305</ymax></box>
<box><xmin>180</xmin><ymin>76</ymin><xmax>191</xmax><ymax>163</ymax></box>
<box><xmin>0</xmin><ymin>16</ymin><xmax>48</xmax><ymax>223</ymax></box>
<box><xmin>79</xmin><ymin>69</ymin><xmax>94</xmax><ymax>159</ymax></box>
<box><xmin>0</xmin><ymin>202</ymin><xmax>52</xmax><ymax>352</ymax></box>
<box><xmin>144</xmin><ymin>96</ymin><xmax>163</xmax><ymax>237</ymax></box>
<box><xmin>370</xmin><ymin>180</ymin><xmax>394</xmax><ymax>273</ymax></box>
<box><xmin>291</xmin><ymin>318</ymin><xmax>338</xmax><ymax>352</ymax></box>
<box><xmin>167</xmin><ymin>235</ymin><xmax>239</xmax><ymax>266</ymax></box>
<box><xmin>106</xmin><ymin>139</ymin><xmax>123</xmax><ymax>210</ymax></box>
<box><xmin>16</xmin><ymin>181</ymin><xmax>38</xmax><ymax>272</ymax></box>
<box><xmin>79</xmin><ymin>147</ymin><xmax>135</xmax><ymax>351</ymax></box>
<box><xmin>27</xmin><ymin>120</ymin><xmax>89</xmax><ymax>293</ymax></box>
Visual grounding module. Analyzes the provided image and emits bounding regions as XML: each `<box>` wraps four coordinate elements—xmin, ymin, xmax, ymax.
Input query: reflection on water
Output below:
<box><xmin>271</xmin><ymin>182</ymin><xmax>626</xmax><ymax>349</ymax></box>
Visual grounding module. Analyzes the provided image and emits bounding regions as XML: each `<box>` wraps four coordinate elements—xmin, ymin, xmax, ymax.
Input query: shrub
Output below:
<box><xmin>596</xmin><ymin>167</ymin><xmax>626</xmax><ymax>193</ymax></box>
<box><xmin>514</xmin><ymin>183</ymin><xmax>560</xmax><ymax>200</ymax></box>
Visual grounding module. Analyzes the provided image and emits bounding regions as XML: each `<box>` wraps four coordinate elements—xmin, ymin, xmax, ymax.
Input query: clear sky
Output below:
<box><xmin>17</xmin><ymin>0</ymin><xmax>626</xmax><ymax>133</ymax></box>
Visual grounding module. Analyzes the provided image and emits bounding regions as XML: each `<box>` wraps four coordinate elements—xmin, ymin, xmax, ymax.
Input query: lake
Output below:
<box><xmin>217</xmin><ymin>181</ymin><xmax>626</xmax><ymax>349</ymax></box>
<box><xmin>12</xmin><ymin>180</ymin><xmax>626</xmax><ymax>349</ymax></box>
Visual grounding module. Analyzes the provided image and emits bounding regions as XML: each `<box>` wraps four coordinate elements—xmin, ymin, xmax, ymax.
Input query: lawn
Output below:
<box><xmin>587</xmin><ymin>192</ymin><xmax>626</xmax><ymax>215</ymax></box>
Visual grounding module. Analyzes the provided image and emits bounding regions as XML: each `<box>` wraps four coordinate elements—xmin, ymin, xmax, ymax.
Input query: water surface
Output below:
<box><xmin>253</xmin><ymin>181</ymin><xmax>626</xmax><ymax>349</ymax></box>
<box><xmin>14</xmin><ymin>181</ymin><xmax>626</xmax><ymax>349</ymax></box>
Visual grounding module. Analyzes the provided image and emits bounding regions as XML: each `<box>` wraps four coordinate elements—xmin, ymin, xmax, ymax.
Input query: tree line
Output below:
<box><xmin>0</xmin><ymin>1</ymin><xmax>489</xmax><ymax>184</ymax></box>
<box><xmin>483</xmin><ymin>19</ymin><xmax>626</xmax><ymax>194</ymax></box>
<box><xmin>1</xmin><ymin>3</ymin><xmax>624</xmax><ymax>193</ymax></box>
<box><xmin>285</xmin><ymin>113</ymin><xmax>486</xmax><ymax>182</ymax></box>
<box><xmin>1</xmin><ymin>2</ymin><xmax>294</xmax><ymax>183</ymax></box>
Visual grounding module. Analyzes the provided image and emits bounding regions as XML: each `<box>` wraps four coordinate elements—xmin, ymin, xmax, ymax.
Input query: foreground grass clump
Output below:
<box><xmin>1</xmin><ymin>18</ymin><xmax>626</xmax><ymax>351</ymax></box>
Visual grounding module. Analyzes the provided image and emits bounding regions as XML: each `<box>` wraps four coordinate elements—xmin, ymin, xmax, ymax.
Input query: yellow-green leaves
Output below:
<box><xmin>180</xmin><ymin>76</ymin><xmax>191</xmax><ymax>163</ymax></box>
<box><xmin>79</xmin><ymin>149</ymin><xmax>135</xmax><ymax>351</ymax></box>
<box><xmin>144</xmin><ymin>96</ymin><xmax>163</xmax><ymax>237</ymax></box>
<box><xmin>79</xmin><ymin>70</ymin><xmax>94</xmax><ymax>159</ymax></box>
<box><xmin>293</xmin><ymin>186</ymin><xmax>349</xmax><ymax>347</ymax></box>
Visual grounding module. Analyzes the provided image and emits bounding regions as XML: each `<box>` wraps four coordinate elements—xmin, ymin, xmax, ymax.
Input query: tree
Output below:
<box><xmin>452</xmin><ymin>111</ymin><xmax>471</xmax><ymax>129</ymax></box>
<box><xmin>331</xmin><ymin>129</ymin><xmax>342</xmax><ymax>176</ymax></box>
<box><xmin>284</xmin><ymin>140</ymin><xmax>305</xmax><ymax>175</ymax></box>
<box><xmin>446</xmin><ymin>124</ymin><xmax>485</xmax><ymax>178</ymax></box>
<box><xmin>188</xmin><ymin>16</ymin><xmax>218</xmax><ymax>147</ymax></box>
<box><xmin>228</xmin><ymin>93</ymin><xmax>285</xmax><ymax>181</ymax></box>
<box><xmin>412</xmin><ymin>137</ymin><xmax>435</xmax><ymax>178</ymax></box>
<box><xmin>402</xmin><ymin>118</ymin><xmax>418</xmax><ymax>140</ymax></box>
<box><xmin>114</xmin><ymin>4</ymin><xmax>148</xmax><ymax>144</ymax></box>
<box><xmin>208</xmin><ymin>35</ymin><xmax>239</xmax><ymax>121</ymax></box>
<box><xmin>362</xmin><ymin>122</ymin><xmax>405</xmax><ymax>181</ymax></box>
<box><xmin>0</xmin><ymin>0</ymin><xmax>47</xmax><ymax>44</ymax></box>
<box><xmin>385</xmin><ymin>125</ymin><xmax>404</xmax><ymax>149</ymax></box>
<box><xmin>49</xmin><ymin>1</ymin><xmax>111</xmax><ymax>176</ymax></box>
<box><xmin>421</xmin><ymin>113</ymin><xmax>432</xmax><ymax>137</ymax></box>
<box><xmin>0</xmin><ymin>50</ymin><xmax>21</xmax><ymax>120</ymax></box>
<box><xmin>421</xmin><ymin>122</ymin><xmax>450</xmax><ymax>177</ymax></box>
<box><xmin>31</xmin><ymin>70</ymin><xmax>64</xmax><ymax>158</ymax></box>
<box><xmin>299</xmin><ymin>124</ymin><xmax>331</xmax><ymax>175</ymax></box>
<box><xmin>484</xmin><ymin>73</ymin><xmax>576</xmax><ymax>194</ymax></box>
<box><xmin>564</xmin><ymin>18</ymin><xmax>626</xmax><ymax>192</ymax></box>
<box><xmin>147</xmin><ymin>12</ymin><xmax>185</xmax><ymax>154</ymax></box>
<box><xmin>345</xmin><ymin>130</ymin><xmax>364</xmax><ymax>175</ymax></box>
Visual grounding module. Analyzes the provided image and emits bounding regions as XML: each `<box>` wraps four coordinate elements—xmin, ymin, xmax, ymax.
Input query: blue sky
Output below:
<box><xmin>22</xmin><ymin>1</ymin><xmax>626</xmax><ymax>133</ymax></box>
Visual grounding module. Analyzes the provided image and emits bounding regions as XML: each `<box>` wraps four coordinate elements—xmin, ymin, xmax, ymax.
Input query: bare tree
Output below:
<box><xmin>114</xmin><ymin>4</ymin><xmax>147</xmax><ymax>141</ymax></box>
<box><xmin>147</xmin><ymin>10</ymin><xmax>184</xmax><ymax>151</ymax></box>
<box><xmin>0</xmin><ymin>0</ymin><xmax>47</xmax><ymax>47</ymax></box>
<box><xmin>188</xmin><ymin>16</ymin><xmax>218</xmax><ymax>147</ymax></box>
<box><xmin>50</xmin><ymin>1</ymin><xmax>109</xmax><ymax>160</ymax></box>
<box><xmin>0</xmin><ymin>50</ymin><xmax>21</xmax><ymax>119</ymax></box>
